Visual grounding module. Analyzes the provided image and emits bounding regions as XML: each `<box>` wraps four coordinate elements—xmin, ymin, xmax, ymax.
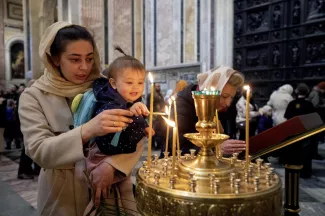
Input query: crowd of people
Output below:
<box><xmin>0</xmin><ymin>21</ymin><xmax>324</xmax><ymax>215</ymax></box>
<box><xmin>0</xmin><ymin>81</ymin><xmax>40</xmax><ymax>180</ymax></box>
<box><xmin>233</xmin><ymin>82</ymin><xmax>325</xmax><ymax>178</ymax></box>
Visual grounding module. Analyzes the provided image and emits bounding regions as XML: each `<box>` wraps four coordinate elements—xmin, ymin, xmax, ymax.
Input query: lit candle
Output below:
<box><xmin>243</xmin><ymin>85</ymin><xmax>251</xmax><ymax>171</ymax></box>
<box><xmin>215</xmin><ymin>109</ymin><xmax>220</xmax><ymax>134</ymax></box>
<box><xmin>147</xmin><ymin>72</ymin><xmax>154</xmax><ymax>167</ymax></box>
<box><xmin>162</xmin><ymin>117</ymin><xmax>176</xmax><ymax>174</ymax></box>
<box><xmin>165</xmin><ymin>99</ymin><xmax>172</xmax><ymax>154</ymax></box>
<box><xmin>171</xmin><ymin>126</ymin><xmax>177</xmax><ymax>174</ymax></box>
<box><xmin>171</xmin><ymin>96</ymin><xmax>180</xmax><ymax>153</ymax></box>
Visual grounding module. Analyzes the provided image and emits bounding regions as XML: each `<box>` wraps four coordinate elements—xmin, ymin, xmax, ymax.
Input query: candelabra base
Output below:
<box><xmin>178</xmin><ymin>150</ymin><xmax>234</xmax><ymax>181</ymax></box>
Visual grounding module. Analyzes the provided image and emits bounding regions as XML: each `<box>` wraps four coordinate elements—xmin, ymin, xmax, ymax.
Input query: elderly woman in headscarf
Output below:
<box><xmin>18</xmin><ymin>22</ymin><xmax>141</xmax><ymax>216</ymax></box>
<box><xmin>162</xmin><ymin>66</ymin><xmax>246</xmax><ymax>156</ymax></box>
<box><xmin>267</xmin><ymin>84</ymin><xmax>294</xmax><ymax>126</ymax></box>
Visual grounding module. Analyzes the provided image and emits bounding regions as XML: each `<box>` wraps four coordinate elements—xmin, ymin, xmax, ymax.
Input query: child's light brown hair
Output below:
<box><xmin>105</xmin><ymin>46</ymin><xmax>146</xmax><ymax>80</ymax></box>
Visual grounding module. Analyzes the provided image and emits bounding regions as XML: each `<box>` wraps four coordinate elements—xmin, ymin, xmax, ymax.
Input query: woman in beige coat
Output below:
<box><xmin>19</xmin><ymin>22</ymin><xmax>143</xmax><ymax>216</ymax></box>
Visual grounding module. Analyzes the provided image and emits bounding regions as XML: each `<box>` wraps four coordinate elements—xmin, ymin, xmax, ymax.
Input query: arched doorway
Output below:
<box><xmin>5</xmin><ymin>35</ymin><xmax>24</xmax><ymax>81</ymax></box>
<box><xmin>10</xmin><ymin>42</ymin><xmax>24</xmax><ymax>79</ymax></box>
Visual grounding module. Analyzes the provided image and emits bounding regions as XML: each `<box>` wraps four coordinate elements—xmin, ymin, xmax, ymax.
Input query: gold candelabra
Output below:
<box><xmin>136</xmin><ymin>92</ymin><xmax>282</xmax><ymax>216</ymax></box>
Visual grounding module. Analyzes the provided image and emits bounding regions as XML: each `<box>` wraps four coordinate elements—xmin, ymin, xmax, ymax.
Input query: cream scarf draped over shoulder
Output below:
<box><xmin>33</xmin><ymin>21</ymin><xmax>101</xmax><ymax>98</ymax></box>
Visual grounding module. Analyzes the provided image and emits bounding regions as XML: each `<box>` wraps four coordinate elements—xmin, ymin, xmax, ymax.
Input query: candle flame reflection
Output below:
<box><xmin>243</xmin><ymin>85</ymin><xmax>250</xmax><ymax>91</ymax></box>
<box><xmin>148</xmin><ymin>72</ymin><xmax>154</xmax><ymax>83</ymax></box>
<box><xmin>165</xmin><ymin>106</ymin><xmax>169</xmax><ymax>115</ymax></box>
<box><xmin>162</xmin><ymin>116</ymin><xmax>176</xmax><ymax>128</ymax></box>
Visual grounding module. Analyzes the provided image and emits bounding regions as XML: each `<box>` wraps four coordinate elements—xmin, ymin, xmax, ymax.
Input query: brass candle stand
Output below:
<box><xmin>136</xmin><ymin>93</ymin><xmax>282</xmax><ymax>216</ymax></box>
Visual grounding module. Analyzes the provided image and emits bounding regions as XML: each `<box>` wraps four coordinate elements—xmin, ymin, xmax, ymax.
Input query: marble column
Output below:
<box><xmin>156</xmin><ymin>0</ymin><xmax>175</xmax><ymax>66</ymax></box>
<box><xmin>214</xmin><ymin>0</ymin><xmax>234</xmax><ymax>67</ymax></box>
<box><xmin>81</xmin><ymin>0</ymin><xmax>104</xmax><ymax>67</ymax></box>
<box><xmin>144</xmin><ymin>0</ymin><xmax>154</xmax><ymax>68</ymax></box>
<box><xmin>39</xmin><ymin>0</ymin><xmax>57</xmax><ymax>37</ymax></box>
<box><xmin>133</xmin><ymin>0</ymin><xmax>143</xmax><ymax>62</ymax></box>
<box><xmin>69</xmin><ymin>0</ymin><xmax>82</xmax><ymax>25</ymax></box>
<box><xmin>107</xmin><ymin>0</ymin><xmax>132</xmax><ymax>63</ymax></box>
<box><xmin>27</xmin><ymin>0</ymin><xmax>43</xmax><ymax>79</ymax></box>
<box><xmin>57</xmin><ymin>0</ymin><xmax>69</xmax><ymax>22</ymax></box>
<box><xmin>0</xmin><ymin>0</ymin><xmax>5</xmax><ymax>80</ymax></box>
<box><xmin>172</xmin><ymin>0</ymin><xmax>181</xmax><ymax>65</ymax></box>
<box><xmin>184</xmin><ymin>0</ymin><xmax>196</xmax><ymax>63</ymax></box>
<box><xmin>23</xmin><ymin>0</ymin><xmax>29</xmax><ymax>76</ymax></box>
<box><xmin>200</xmin><ymin>0</ymin><xmax>211</xmax><ymax>72</ymax></box>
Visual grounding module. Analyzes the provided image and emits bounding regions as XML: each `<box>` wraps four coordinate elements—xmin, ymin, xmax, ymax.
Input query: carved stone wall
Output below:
<box><xmin>234</xmin><ymin>0</ymin><xmax>325</xmax><ymax>104</ymax></box>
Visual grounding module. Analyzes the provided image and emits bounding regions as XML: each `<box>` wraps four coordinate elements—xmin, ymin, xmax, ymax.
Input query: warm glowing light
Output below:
<box><xmin>162</xmin><ymin>116</ymin><xmax>176</xmax><ymax>128</ymax></box>
<box><xmin>148</xmin><ymin>72</ymin><xmax>154</xmax><ymax>83</ymax></box>
<box><xmin>165</xmin><ymin>106</ymin><xmax>169</xmax><ymax>115</ymax></box>
<box><xmin>210</xmin><ymin>87</ymin><xmax>216</xmax><ymax>91</ymax></box>
<box><xmin>171</xmin><ymin>96</ymin><xmax>176</xmax><ymax>101</ymax></box>
<box><xmin>243</xmin><ymin>85</ymin><xmax>250</xmax><ymax>91</ymax></box>
<box><xmin>168</xmin><ymin>98</ymin><xmax>172</xmax><ymax>105</ymax></box>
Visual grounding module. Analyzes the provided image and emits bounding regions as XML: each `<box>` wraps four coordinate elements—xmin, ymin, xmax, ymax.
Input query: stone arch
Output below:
<box><xmin>5</xmin><ymin>35</ymin><xmax>24</xmax><ymax>81</ymax></box>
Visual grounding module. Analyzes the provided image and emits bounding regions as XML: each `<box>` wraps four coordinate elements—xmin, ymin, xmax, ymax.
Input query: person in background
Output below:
<box><xmin>0</xmin><ymin>90</ymin><xmax>7</xmax><ymax>158</ymax></box>
<box><xmin>308</xmin><ymin>82</ymin><xmax>325</xmax><ymax>117</ymax></box>
<box><xmin>5</xmin><ymin>85</ymin><xmax>19</xmax><ymax>102</ymax></box>
<box><xmin>236</xmin><ymin>90</ymin><xmax>260</xmax><ymax>140</ymax></box>
<box><xmin>4</xmin><ymin>99</ymin><xmax>20</xmax><ymax>150</ymax></box>
<box><xmin>308</xmin><ymin>81</ymin><xmax>325</xmax><ymax>160</ymax></box>
<box><xmin>172</xmin><ymin>80</ymin><xmax>188</xmax><ymax>96</ymax></box>
<box><xmin>283</xmin><ymin>83</ymin><xmax>316</xmax><ymax>178</ymax></box>
<box><xmin>267</xmin><ymin>84</ymin><xmax>293</xmax><ymax>126</ymax></box>
<box><xmin>147</xmin><ymin>82</ymin><xmax>165</xmax><ymax>149</ymax></box>
<box><xmin>257</xmin><ymin>105</ymin><xmax>273</xmax><ymax>134</ymax></box>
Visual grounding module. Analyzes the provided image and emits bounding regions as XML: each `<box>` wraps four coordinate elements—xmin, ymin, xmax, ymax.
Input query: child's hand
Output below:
<box><xmin>144</xmin><ymin>127</ymin><xmax>155</xmax><ymax>137</ymax></box>
<box><xmin>130</xmin><ymin>102</ymin><xmax>150</xmax><ymax>116</ymax></box>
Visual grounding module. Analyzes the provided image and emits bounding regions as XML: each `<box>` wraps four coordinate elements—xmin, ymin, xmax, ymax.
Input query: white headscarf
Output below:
<box><xmin>197</xmin><ymin>65</ymin><xmax>236</xmax><ymax>91</ymax></box>
<box><xmin>278</xmin><ymin>84</ymin><xmax>293</xmax><ymax>95</ymax></box>
<box><xmin>260</xmin><ymin>105</ymin><xmax>272</xmax><ymax>114</ymax></box>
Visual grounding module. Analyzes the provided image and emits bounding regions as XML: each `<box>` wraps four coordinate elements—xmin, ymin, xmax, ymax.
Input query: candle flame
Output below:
<box><xmin>162</xmin><ymin>116</ymin><xmax>175</xmax><ymax>127</ymax></box>
<box><xmin>168</xmin><ymin>98</ymin><xmax>172</xmax><ymax>105</ymax></box>
<box><xmin>210</xmin><ymin>87</ymin><xmax>216</xmax><ymax>91</ymax></box>
<box><xmin>148</xmin><ymin>72</ymin><xmax>154</xmax><ymax>83</ymax></box>
<box><xmin>171</xmin><ymin>95</ymin><xmax>176</xmax><ymax>101</ymax></box>
<box><xmin>165</xmin><ymin>106</ymin><xmax>169</xmax><ymax>115</ymax></box>
<box><xmin>243</xmin><ymin>85</ymin><xmax>250</xmax><ymax>91</ymax></box>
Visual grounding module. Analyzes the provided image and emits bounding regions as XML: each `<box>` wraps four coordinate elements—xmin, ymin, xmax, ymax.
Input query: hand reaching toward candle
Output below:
<box><xmin>221</xmin><ymin>139</ymin><xmax>246</xmax><ymax>155</ymax></box>
<box><xmin>130</xmin><ymin>102</ymin><xmax>150</xmax><ymax>116</ymax></box>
